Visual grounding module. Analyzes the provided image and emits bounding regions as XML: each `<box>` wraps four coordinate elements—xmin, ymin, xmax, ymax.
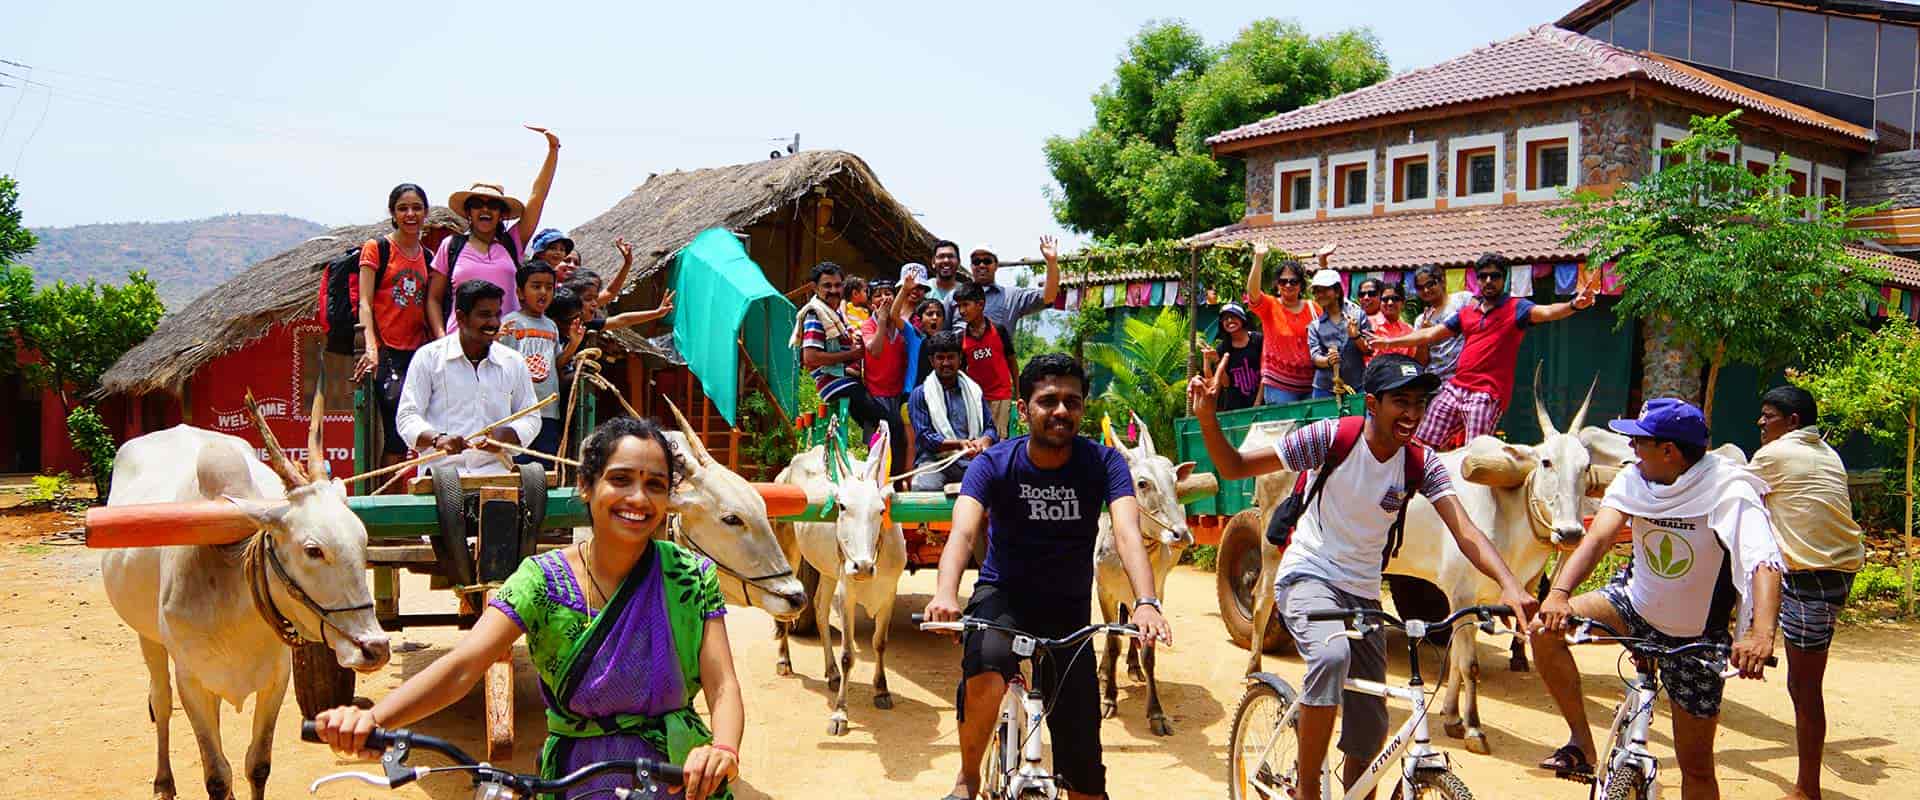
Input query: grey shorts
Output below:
<box><xmin>1276</xmin><ymin>575</ymin><xmax>1388</xmax><ymax>760</ymax></box>
<box><xmin>1781</xmin><ymin>569</ymin><xmax>1854</xmax><ymax>652</ymax></box>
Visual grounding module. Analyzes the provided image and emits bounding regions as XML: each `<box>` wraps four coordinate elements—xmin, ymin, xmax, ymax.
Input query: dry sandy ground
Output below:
<box><xmin>2</xmin><ymin>520</ymin><xmax>1915</xmax><ymax>799</ymax></box>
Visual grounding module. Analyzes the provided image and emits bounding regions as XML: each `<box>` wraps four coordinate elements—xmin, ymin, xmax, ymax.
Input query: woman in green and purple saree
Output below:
<box><xmin>313</xmin><ymin>416</ymin><xmax>744</xmax><ymax>800</ymax></box>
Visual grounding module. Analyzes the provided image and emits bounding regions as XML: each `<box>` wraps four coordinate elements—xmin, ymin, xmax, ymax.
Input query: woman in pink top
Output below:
<box><xmin>428</xmin><ymin>125</ymin><xmax>562</xmax><ymax>334</ymax></box>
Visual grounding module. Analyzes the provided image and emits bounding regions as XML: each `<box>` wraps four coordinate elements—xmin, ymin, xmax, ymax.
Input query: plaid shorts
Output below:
<box><xmin>1413</xmin><ymin>382</ymin><xmax>1504</xmax><ymax>449</ymax></box>
<box><xmin>1781</xmin><ymin>570</ymin><xmax>1854</xmax><ymax>652</ymax></box>
<box><xmin>1600</xmin><ymin>576</ymin><xmax>1732</xmax><ymax>719</ymax></box>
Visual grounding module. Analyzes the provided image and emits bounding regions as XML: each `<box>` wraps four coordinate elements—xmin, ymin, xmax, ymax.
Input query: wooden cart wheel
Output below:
<box><xmin>783</xmin><ymin>559</ymin><xmax>823</xmax><ymax>637</ymax></box>
<box><xmin>292</xmin><ymin>641</ymin><xmax>356</xmax><ymax>719</ymax></box>
<box><xmin>1216</xmin><ymin>510</ymin><xmax>1289</xmax><ymax>654</ymax></box>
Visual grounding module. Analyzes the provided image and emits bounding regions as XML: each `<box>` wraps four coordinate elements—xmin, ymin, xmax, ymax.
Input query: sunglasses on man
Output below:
<box><xmin>1476</xmin><ymin>271</ymin><xmax>1505</xmax><ymax>283</ymax></box>
<box><xmin>971</xmin><ymin>256</ymin><xmax>996</xmax><ymax>266</ymax></box>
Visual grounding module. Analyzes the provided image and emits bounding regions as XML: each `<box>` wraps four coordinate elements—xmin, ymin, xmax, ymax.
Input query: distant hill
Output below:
<box><xmin>24</xmin><ymin>214</ymin><xmax>329</xmax><ymax>309</ymax></box>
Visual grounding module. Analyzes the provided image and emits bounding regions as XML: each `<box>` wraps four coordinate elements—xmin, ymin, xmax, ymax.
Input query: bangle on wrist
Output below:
<box><xmin>1547</xmin><ymin>586</ymin><xmax>1571</xmax><ymax>596</ymax></box>
<box><xmin>710</xmin><ymin>743</ymin><xmax>738</xmax><ymax>759</ymax></box>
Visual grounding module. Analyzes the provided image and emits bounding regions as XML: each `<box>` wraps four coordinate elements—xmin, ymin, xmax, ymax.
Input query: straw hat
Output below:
<box><xmin>447</xmin><ymin>183</ymin><xmax>526</xmax><ymax>221</ymax></box>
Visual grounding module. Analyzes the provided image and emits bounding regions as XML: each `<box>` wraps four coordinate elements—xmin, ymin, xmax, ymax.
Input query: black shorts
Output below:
<box><xmin>957</xmin><ymin>584</ymin><xmax>1104</xmax><ymax>795</ymax></box>
<box><xmin>374</xmin><ymin>348</ymin><xmax>416</xmax><ymax>456</ymax></box>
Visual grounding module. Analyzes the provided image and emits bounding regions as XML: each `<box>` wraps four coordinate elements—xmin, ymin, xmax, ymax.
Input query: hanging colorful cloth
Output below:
<box><xmin>1533</xmin><ymin>262</ymin><xmax>1553</xmax><ymax>281</ymax></box>
<box><xmin>1053</xmin><ymin>288</ymin><xmax>1070</xmax><ymax>310</ymax></box>
<box><xmin>1508</xmin><ymin>265</ymin><xmax>1534</xmax><ymax>298</ymax></box>
<box><xmin>1127</xmin><ymin>281</ymin><xmax>1152</xmax><ymax>307</ymax></box>
<box><xmin>1554</xmin><ymin>262</ymin><xmax>1580</xmax><ymax>295</ymax></box>
<box><xmin>1599</xmin><ymin>261</ymin><xmax>1624</xmax><ymax>295</ymax></box>
<box><xmin>1463</xmin><ymin>268</ymin><xmax>1481</xmax><ymax>295</ymax></box>
<box><xmin>1164</xmin><ymin>280</ymin><xmax>1182</xmax><ymax>305</ymax></box>
<box><xmin>1446</xmin><ymin>267</ymin><xmax>1467</xmax><ymax>294</ymax></box>
<box><xmin>1148</xmin><ymin>281</ymin><xmax>1165</xmax><ymax>306</ymax></box>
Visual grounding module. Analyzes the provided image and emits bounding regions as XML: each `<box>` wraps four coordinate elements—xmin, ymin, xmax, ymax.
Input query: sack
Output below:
<box><xmin>320</xmin><ymin>239</ymin><xmax>388</xmax><ymax>356</ymax></box>
<box><xmin>1263</xmin><ymin>415</ymin><xmax>1427</xmax><ymax>571</ymax></box>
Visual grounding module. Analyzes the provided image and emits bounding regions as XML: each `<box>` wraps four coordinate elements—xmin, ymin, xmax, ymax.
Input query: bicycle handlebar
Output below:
<box><xmin>1563</xmin><ymin>616</ymin><xmax>1778</xmax><ymax>673</ymax></box>
<box><xmin>1302</xmin><ymin>604</ymin><xmax>1516</xmax><ymax>630</ymax></box>
<box><xmin>910</xmin><ymin>613</ymin><xmax>1142</xmax><ymax>648</ymax></box>
<box><xmin>298</xmin><ymin>721</ymin><xmax>685</xmax><ymax>790</ymax></box>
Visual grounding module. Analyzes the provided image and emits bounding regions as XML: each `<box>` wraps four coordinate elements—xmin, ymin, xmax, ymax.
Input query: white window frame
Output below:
<box><xmin>1448</xmin><ymin>132</ymin><xmax>1505</xmax><ymax>207</ymax></box>
<box><xmin>1518</xmin><ymin>122</ymin><xmax>1580</xmax><ymax>202</ymax></box>
<box><xmin>1654</xmin><ymin>123</ymin><xmax>1733</xmax><ymax>169</ymax></box>
<box><xmin>1273</xmin><ymin>156</ymin><xmax>1320</xmax><ymax>221</ymax></box>
<box><xmin>1327</xmin><ymin>149</ymin><xmax>1375</xmax><ymax>217</ymax></box>
<box><xmin>1780</xmin><ymin>154</ymin><xmax>1813</xmax><ymax>197</ymax></box>
<box><xmin>1742</xmin><ymin>145</ymin><xmax>1777</xmax><ymax>176</ymax></box>
<box><xmin>1385</xmin><ymin>141</ymin><xmax>1438</xmax><ymax>212</ymax></box>
<box><xmin>1814</xmin><ymin>162</ymin><xmax>1847</xmax><ymax>201</ymax></box>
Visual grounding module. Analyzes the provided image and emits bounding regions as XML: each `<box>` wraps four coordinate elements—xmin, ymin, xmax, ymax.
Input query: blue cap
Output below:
<box><xmin>1607</xmin><ymin>398</ymin><xmax>1709</xmax><ymax>447</ymax></box>
<box><xmin>1219</xmin><ymin>302</ymin><xmax>1249</xmax><ymax>321</ymax></box>
<box><xmin>529</xmin><ymin>228</ymin><xmax>574</xmax><ymax>255</ymax></box>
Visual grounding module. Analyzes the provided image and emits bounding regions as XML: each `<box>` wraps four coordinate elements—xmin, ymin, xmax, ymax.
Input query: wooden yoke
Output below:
<box><xmin>85</xmin><ymin>499</ymin><xmax>258</xmax><ymax>548</ymax></box>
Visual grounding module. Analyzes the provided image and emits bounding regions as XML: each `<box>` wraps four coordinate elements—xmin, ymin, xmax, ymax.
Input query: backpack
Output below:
<box><xmin>444</xmin><ymin>229</ymin><xmax>521</xmax><ymax>277</ymax></box>
<box><xmin>1263</xmin><ymin>414</ymin><xmax>1428</xmax><ymax>569</ymax></box>
<box><xmin>319</xmin><ymin>237</ymin><xmax>434</xmax><ymax>355</ymax></box>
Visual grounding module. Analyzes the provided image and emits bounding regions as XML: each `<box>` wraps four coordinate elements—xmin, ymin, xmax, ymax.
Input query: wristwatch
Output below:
<box><xmin>1133</xmin><ymin>597</ymin><xmax>1163</xmax><ymax>613</ymax></box>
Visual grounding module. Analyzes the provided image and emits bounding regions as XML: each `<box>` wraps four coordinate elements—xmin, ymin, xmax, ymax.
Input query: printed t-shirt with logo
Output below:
<box><xmin>433</xmin><ymin>230</ymin><xmax>523</xmax><ymax>331</ymax></box>
<box><xmin>1602</xmin><ymin>457</ymin><xmax>1784</xmax><ymax>638</ymax></box>
<box><xmin>360</xmin><ymin>238</ymin><xmax>433</xmax><ymax>352</ymax></box>
<box><xmin>1246</xmin><ymin>293</ymin><xmax>1319</xmax><ymax>394</ymax></box>
<box><xmin>499</xmin><ymin>311</ymin><xmax>562</xmax><ymax>420</ymax></box>
<box><xmin>1269</xmin><ymin>418</ymin><xmax>1458</xmax><ymax>599</ymax></box>
<box><xmin>861</xmin><ymin>315</ymin><xmax>908</xmax><ymax>399</ymax></box>
<box><xmin>800</xmin><ymin>306</ymin><xmax>861</xmax><ymax>402</ymax></box>
<box><xmin>962</xmin><ymin>323</ymin><xmax>1014</xmax><ymax>401</ymax></box>
<box><xmin>962</xmin><ymin>435</ymin><xmax>1135</xmax><ymax>601</ymax></box>
<box><xmin>1215</xmin><ymin>331</ymin><xmax>1264</xmax><ymax>411</ymax></box>
<box><xmin>1442</xmin><ymin>295</ymin><xmax>1536</xmax><ymax>402</ymax></box>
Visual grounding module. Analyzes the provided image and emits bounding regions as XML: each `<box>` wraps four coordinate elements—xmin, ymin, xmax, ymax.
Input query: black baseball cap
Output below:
<box><xmin>1362</xmin><ymin>354</ymin><xmax>1441</xmax><ymax>396</ymax></box>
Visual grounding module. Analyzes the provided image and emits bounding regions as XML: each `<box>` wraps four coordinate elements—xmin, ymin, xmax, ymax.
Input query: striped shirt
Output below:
<box><xmin>800</xmin><ymin>308</ymin><xmax>861</xmax><ymax>401</ymax></box>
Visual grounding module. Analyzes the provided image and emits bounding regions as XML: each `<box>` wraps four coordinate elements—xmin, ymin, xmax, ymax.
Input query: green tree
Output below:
<box><xmin>1553</xmin><ymin>112</ymin><xmax>1885</xmax><ymax>416</ymax></box>
<box><xmin>1084</xmin><ymin>307</ymin><xmax>1191</xmax><ymax>452</ymax></box>
<box><xmin>1789</xmin><ymin>315</ymin><xmax>1920</xmax><ymax>614</ymax></box>
<box><xmin>0</xmin><ymin>176</ymin><xmax>34</xmax><ymax>263</ymax></box>
<box><xmin>1045</xmin><ymin>19</ymin><xmax>1389</xmax><ymax>242</ymax></box>
<box><xmin>21</xmin><ymin>271</ymin><xmax>165</xmax><ymax>413</ymax></box>
<box><xmin>1</xmin><ymin>175</ymin><xmax>39</xmax><ymax>376</ymax></box>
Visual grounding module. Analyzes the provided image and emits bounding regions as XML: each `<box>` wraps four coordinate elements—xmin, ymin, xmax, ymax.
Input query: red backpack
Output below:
<box><xmin>1263</xmin><ymin>414</ymin><xmax>1428</xmax><ymax>568</ymax></box>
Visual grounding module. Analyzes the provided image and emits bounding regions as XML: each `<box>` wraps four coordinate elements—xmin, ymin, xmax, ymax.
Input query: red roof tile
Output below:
<box><xmin>1208</xmin><ymin>26</ymin><xmax>1871</xmax><ymax>149</ymax></box>
<box><xmin>1182</xmin><ymin>202</ymin><xmax>1920</xmax><ymax>291</ymax></box>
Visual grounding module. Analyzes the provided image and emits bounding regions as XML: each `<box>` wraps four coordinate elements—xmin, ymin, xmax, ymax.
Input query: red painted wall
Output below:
<box><xmin>185</xmin><ymin>320</ymin><xmax>357</xmax><ymax>482</ymax></box>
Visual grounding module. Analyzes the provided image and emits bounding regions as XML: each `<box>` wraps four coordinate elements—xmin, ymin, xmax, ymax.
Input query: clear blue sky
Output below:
<box><xmin>2</xmin><ymin>1</ymin><xmax>1567</xmax><ymax>264</ymax></box>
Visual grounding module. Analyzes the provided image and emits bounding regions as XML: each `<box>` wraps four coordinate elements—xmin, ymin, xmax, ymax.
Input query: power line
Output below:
<box><xmin>1</xmin><ymin>61</ymin><xmax>31</xmax><ymax>142</ymax></box>
<box><xmin>14</xmin><ymin>84</ymin><xmax>50</xmax><ymax>175</ymax></box>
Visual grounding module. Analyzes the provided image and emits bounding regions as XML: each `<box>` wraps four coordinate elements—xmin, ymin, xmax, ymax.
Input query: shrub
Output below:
<box><xmin>25</xmin><ymin>473</ymin><xmax>72</xmax><ymax>505</ymax></box>
<box><xmin>1183</xmin><ymin>544</ymin><xmax>1219</xmax><ymax>572</ymax></box>
<box><xmin>66</xmin><ymin>405</ymin><xmax>116</xmax><ymax>501</ymax></box>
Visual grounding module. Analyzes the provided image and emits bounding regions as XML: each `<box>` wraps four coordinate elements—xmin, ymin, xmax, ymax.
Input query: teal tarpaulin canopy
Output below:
<box><xmin>669</xmin><ymin>228</ymin><xmax>797</xmax><ymax>425</ymax></box>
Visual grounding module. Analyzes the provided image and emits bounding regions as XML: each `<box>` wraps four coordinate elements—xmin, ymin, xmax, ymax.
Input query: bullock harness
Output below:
<box><xmin>243</xmin><ymin>530</ymin><xmax>374</xmax><ymax>648</ymax></box>
<box><xmin>669</xmin><ymin>517</ymin><xmax>797</xmax><ymax>596</ymax></box>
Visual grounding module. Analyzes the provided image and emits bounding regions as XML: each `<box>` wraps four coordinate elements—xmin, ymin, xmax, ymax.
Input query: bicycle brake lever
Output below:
<box><xmin>310</xmin><ymin>770</ymin><xmax>407</xmax><ymax>793</ymax></box>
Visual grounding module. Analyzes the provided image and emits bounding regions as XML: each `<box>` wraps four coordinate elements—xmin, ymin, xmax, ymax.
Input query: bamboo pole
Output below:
<box><xmin>1185</xmin><ymin>247</ymin><xmax>1201</xmax><ymax>379</ymax></box>
<box><xmin>1906</xmin><ymin>402</ymin><xmax>1915</xmax><ymax>615</ymax></box>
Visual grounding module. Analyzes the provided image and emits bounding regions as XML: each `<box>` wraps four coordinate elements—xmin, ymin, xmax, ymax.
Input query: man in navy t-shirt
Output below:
<box><xmin>923</xmin><ymin>353</ymin><xmax>1174</xmax><ymax>800</ymax></box>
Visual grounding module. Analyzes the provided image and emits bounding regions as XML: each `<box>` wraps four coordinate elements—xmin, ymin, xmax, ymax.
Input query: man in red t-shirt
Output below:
<box><xmin>953</xmin><ymin>281</ymin><xmax>1018</xmax><ymax>437</ymax></box>
<box><xmin>1375</xmin><ymin>252</ymin><xmax>1594</xmax><ymax>449</ymax></box>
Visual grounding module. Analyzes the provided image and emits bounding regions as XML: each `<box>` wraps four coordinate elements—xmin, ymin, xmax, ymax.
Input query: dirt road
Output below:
<box><xmin>2</xmin><ymin>522</ymin><xmax>1914</xmax><ymax>798</ymax></box>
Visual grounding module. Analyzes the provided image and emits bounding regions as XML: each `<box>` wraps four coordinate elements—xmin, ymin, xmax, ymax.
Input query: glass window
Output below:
<box><xmin>1290</xmin><ymin>174</ymin><xmax>1312</xmax><ymax>212</ymax></box>
<box><xmin>1653</xmin><ymin>0</ymin><xmax>1691</xmax><ymax>57</ymax></box>
<box><xmin>1691</xmin><ymin>0</ymin><xmax>1733</xmax><ymax>68</ymax></box>
<box><xmin>1469</xmin><ymin>153</ymin><xmax>1497</xmax><ymax>195</ymax></box>
<box><xmin>1778</xmin><ymin>9</ymin><xmax>1825</xmax><ymax>86</ymax></box>
<box><xmin>1731</xmin><ymin>2</ymin><xmax>1776</xmax><ymax>76</ymax></box>
<box><xmin>1592</xmin><ymin>18</ymin><xmax>1613</xmax><ymax>45</ymax></box>
<box><xmin>1880</xmin><ymin>24</ymin><xmax>1916</xmax><ymax>95</ymax></box>
<box><xmin>1538</xmin><ymin>146</ymin><xmax>1570</xmax><ymax>189</ymax></box>
<box><xmin>1878</xmin><ymin>93</ymin><xmax>1914</xmax><ymax>153</ymax></box>
<box><xmin>1404</xmin><ymin>161</ymin><xmax>1429</xmax><ymax>200</ymax></box>
<box><xmin>1826</xmin><ymin>16</ymin><xmax>1876</xmax><ymax>96</ymax></box>
<box><xmin>1344</xmin><ymin>168</ymin><xmax>1368</xmax><ymax>207</ymax></box>
<box><xmin>1615</xmin><ymin>1</ymin><xmax>1652</xmax><ymax>51</ymax></box>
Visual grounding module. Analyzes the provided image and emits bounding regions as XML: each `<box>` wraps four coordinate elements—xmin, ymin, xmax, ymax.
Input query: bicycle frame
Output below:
<box><xmin>1596</xmin><ymin>662</ymin><xmax>1664</xmax><ymax>799</ymax></box>
<box><xmin>998</xmin><ymin>672</ymin><xmax>1056</xmax><ymax>798</ymax></box>
<box><xmin>1254</xmin><ymin>675</ymin><xmax>1448</xmax><ymax>800</ymax></box>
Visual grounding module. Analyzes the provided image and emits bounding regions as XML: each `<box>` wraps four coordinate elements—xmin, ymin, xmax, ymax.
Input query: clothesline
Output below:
<box><xmin>1053</xmin><ymin>261</ymin><xmax>1622</xmax><ymax>311</ymax></box>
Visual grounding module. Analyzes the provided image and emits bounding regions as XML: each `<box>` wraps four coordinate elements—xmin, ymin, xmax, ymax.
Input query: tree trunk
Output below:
<box><xmin>1905</xmin><ymin>403</ymin><xmax>1915</xmax><ymax>616</ymax></box>
<box><xmin>1185</xmin><ymin>248</ymin><xmax>1201</xmax><ymax>379</ymax></box>
<box><xmin>1639</xmin><ymin>317</ymin><xmax>1703</xmax><ymax>405</ymax></box>
<box><xmin>1701</xmin><ymin>346</ymin><xmax>1725</xmax><ymax>419</ymax></box>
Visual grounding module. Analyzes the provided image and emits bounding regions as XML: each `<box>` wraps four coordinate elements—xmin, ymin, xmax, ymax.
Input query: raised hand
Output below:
<box><xmin>614</xmin><ymin>236</ymin><xmax>634</xmax><ymax>262</ymax></box>
<box><xmin>1039</xmin><ymin>235</ymin><xmax>1059</xmax><ymax>262</ymax></box>
<box><xmin>1187</xmin><ymin>355</ymin><xmax>1229</xmax><ymax>415</ymax></box>
<box><xmin>1252</xmin><ymin>241</ymin><xmax>1271</xmax><ymax>258</ymax></box>
<box><xmin>525</xmin><ymin>124</ymin><xmax>560</xmax><ymax>149</ymax></box>
<box><xmin>654</xmin><ymin>289</ymin><xmax>676</xmax><ymax>316</ymax></box>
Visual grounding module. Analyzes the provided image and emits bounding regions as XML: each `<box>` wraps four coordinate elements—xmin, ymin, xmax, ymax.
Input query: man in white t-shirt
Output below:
<box><xmin>1530</xmin><ymin>398</ymin><xmax>1783</xmax><ymax>799</ymax></box>
<box><xmin>1191</xmin><ymin>354</ymin><xmax>1538</xmax><ymax>800</ymax></box>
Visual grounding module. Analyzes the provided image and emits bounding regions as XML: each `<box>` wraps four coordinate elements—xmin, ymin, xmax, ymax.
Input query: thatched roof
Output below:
<box><xmin>99</xmin><ymin>207</ymin><xmax>467</xmax><ymax>397</ymax></box>
<box><xmin>565</xmin><ymin>150</ymin><xmax>934</xmax><ymax>293</ymax></box>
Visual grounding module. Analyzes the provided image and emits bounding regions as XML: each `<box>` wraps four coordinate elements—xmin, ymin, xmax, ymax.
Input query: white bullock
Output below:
<box><xmin>658</xmin><ymin>402</ymin><xmax>808</xmax><ymax>621</ymax></box>
<box><xmin>1093</xmin><ymin>416</ymin><xmax>1195</xmax><ymax>736</ymax></box>
<box><xmin>101</xmin><ymin>396</ymin><xmax>388</xmax><ymax>800</ymax></box>
<box><xmin>774</xmin><ymin>425</ymin><xmax>906</xmax><ymax>736</ymax></box>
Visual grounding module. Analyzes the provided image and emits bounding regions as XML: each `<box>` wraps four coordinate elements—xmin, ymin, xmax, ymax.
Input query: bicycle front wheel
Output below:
<box><xmin>985</xmin><ymin>691</ymin><xmax>1022</xmax><ymax>800</ymax></box>
<box><xmin>1600</xmin><ymin>764</ymin><xmax>1648</xmax><ymax>800</ymax></box>
<box><xmin>1389</xmin><ymin>769</ymin><xmax>1475</xmax><ymax>800</ymax></box>
<box><xmin>1228</xmin><ymin>678</ymin><xmax>1300</xmax><ymax>800</ymax></box>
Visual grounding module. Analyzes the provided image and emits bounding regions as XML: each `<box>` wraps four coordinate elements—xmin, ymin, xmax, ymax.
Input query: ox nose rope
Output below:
<box><xmin>667</xmin><ymin>516</ymin><xmax>797</xmax><ymax>596</ymax></box>
<box><xmin>243</xmin><ymin>531</ymin><xmax>375</xmax><ymax>648</ymax></box>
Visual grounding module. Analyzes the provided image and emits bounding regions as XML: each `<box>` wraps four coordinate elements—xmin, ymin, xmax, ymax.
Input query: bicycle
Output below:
<box><xmin>912</xmin><ymin>612</ymin><xmax>1144</xmax><ymax>800</ymax></box>
<box><xmin>298</xmin><ymin>720</ymin><xmax>684</xmax><ymax>800</ymax></box>
<box><xmin>1227</xmin><ymin>603</ymin><xmax>1518</xmax><ymax>800</ymax></box>
<box><xmin>1559</xmin><ymin>616</ymin><xmax>1777</xmax><ymax>800</ymax></box>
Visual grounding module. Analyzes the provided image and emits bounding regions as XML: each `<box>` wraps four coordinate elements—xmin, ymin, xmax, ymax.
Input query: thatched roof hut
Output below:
<box><xmin>565</xmin><ymin>149</ymin><xmax>934</xmax><ymax>295</ymax></box>
<box><xmin>99</xmin><ymin>207</ymin><xmax>467</xmax><ymax>398</ymax></box>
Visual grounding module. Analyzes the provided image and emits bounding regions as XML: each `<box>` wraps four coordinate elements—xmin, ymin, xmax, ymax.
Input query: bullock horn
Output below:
<box><xmin>243</xmin><ymin>389</ymin><xmax>307</xmax><ymax>488</ymax></box>
<box><xmin>661</xmin><ymin>396</ymin><xmax>716</xmax><ymax>467</ymax></box>
<box><xmin>1532</xmin><ymin>361</ymin><xmax>1559</xmax><ymax>438</ymax></box>
<box><xmin>1130</xmin><ymin>412</ymin><xmax>1157</xmax><ymax>460</ymax></box>
<box><xmin>305</xmin><ymin>391</ymin><xmax>328</xmax><ymax>480</ymax></box>
<box><xmin>1568</xmin><ymin>376</ymin><xmax>1598</xmax><ymax>434</ymax></box>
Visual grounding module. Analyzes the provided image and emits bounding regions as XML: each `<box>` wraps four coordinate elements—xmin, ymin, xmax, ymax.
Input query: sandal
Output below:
<box><xmin>1538</xmin><ymin>744</ymin><xmax>1594</xmax><ymax>777</ymax></box>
